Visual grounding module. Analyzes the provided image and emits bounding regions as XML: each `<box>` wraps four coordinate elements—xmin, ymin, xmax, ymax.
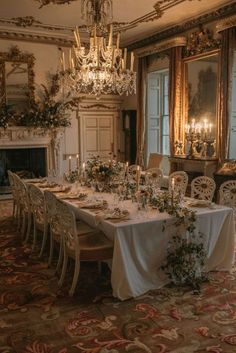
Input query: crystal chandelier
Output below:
<box><xmin>59</xmin><ymin>0</ymin><xmax>136</xmax><ymax>97</ymax></box>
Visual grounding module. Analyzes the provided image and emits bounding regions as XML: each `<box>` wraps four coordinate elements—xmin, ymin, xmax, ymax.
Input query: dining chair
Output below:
<box><xmin>44</xmin><ymin>190</ymin><xmax>96</xmax><ymax>273</ymax></box>
<box><xmin>57</xmin><ymin>199</ymin><xmax>113</xmax><ymax>296</ymax></box>
<box><xmin>191</xmin><ymin>176</ymin><xmax>216</xmax><ymax>201</ymax></box>
<box><xmin>145</xmin><ymin>168</ymin><xmax>163</xmax><ymax>190</ymax></box>
<box><xmin>14</xmin><ymin>174</ymin><xmax>32</xmax><ymax>241</ymax></box>
<box><xmin>7</xmin><ymin>170</ymin><xmax>18</xmax><ymax>219</ymax></box>
<box><xmin>11</xmin><ymin>172</ymin><xmax>24</xmax><ymax>230</ymax></box>
<box><xmin>168</xmin><ymin>171</ymin><xmax>188</xmax><ymax>196</ymax></box>
<box><xmin>27</xmin><ymin>183</ymin><xmax>48</xmax><ymax>257</ymax></box>
<box><xmin>219</xmin><ymin>180</ymin><xmax>236</xmax><ymax>222</ymax></box>
<box><xmin>147</xmin><ymin>153</ymin><xmax>163</xmax><ymax>169</ymax></box>
<box><xmin>127</xmin><ymin>164</ymin><xmax>142</xmax><ymax>182</ymax></box>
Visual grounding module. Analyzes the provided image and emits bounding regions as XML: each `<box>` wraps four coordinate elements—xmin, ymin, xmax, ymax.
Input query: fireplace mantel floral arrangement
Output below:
<box><xmin>0</xmin><ymin>74</ymin><xmax>78</xmax><ymax>130</ymax></box>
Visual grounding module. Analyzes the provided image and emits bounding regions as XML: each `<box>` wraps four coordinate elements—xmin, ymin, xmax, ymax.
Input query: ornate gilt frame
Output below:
<box><xmin>0</xmin><ymin>46</ymin><xmax>35</xmax><ymax>107</ymax></box>
<box><xmin>182</xmin><ymin>49</ymin><xmax>220</xmax><ymax>159</ymax></box>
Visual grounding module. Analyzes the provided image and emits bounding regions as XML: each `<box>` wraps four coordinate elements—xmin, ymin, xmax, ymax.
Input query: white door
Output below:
<box><xmin>80</xmin><ymin>113</ymin><xmax>115</xmax><ymax>161</ymax></box>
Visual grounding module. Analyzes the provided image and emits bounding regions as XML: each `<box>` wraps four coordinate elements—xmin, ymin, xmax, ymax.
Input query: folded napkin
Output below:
<box><xmin>39</xmin><ymin>182</ymin><xmax>58</xmax><ymax>189</ymax></box>
<box><xmin>187</xmin><ymin>199</ymin><xmax>212</xmax><ymax>208</ymax></box>
<box><xmin>76</xmin><ymin>200</ymin><xmax>108</xmax><ymax>210</ymax></box>
<box><xmin>25</xmin><ymin>178</ymin><xmax>47</xmax><ymax>184</ymax></box>
<box><xmin>95</xmin><ymin>208</ymin><xmax>130</xmax><ymax>225</ymax></box>
<box><xmin>59</xmin><ymin>192</ymin><xmax>87</xmax><ymax>200</ymax></box>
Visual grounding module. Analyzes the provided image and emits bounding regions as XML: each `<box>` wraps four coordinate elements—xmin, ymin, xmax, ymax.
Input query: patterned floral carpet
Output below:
<box><xmin>1</xmin><ymin>200</ymin><xmax>236</xmax><ymax>353</ymax></box>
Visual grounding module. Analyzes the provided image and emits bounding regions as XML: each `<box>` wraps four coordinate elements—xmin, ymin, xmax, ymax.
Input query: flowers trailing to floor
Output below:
<box><xmin>150</xmin><ymin>192</ymin><xmax>207</xmax><ymax>291</ymax></box>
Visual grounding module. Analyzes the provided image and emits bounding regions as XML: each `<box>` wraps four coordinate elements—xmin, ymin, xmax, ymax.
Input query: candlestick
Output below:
<box><xmin>171</xmin><ymin>177</ymin><xmax>175</xmax><ymax>191</ymax></box>
<box><xmin>76</xmin><ymin>154</ymin><xmax>79</xmax><ymax>169</ymax></box>
<box><xmin>68</xmin><ymin>155</ymin><xmax>72</xmax><ymax>172</ymax></box>
<box><xmin>136</xmin><ymin>165</ymin><xmax>141</xmax><ymax>189</ymax></box>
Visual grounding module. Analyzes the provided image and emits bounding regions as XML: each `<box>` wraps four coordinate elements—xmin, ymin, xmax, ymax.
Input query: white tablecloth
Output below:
<box><xmin>66</xmin><ymin>196</ymin><xmax>235</xmax><ymax>300</ymax></box>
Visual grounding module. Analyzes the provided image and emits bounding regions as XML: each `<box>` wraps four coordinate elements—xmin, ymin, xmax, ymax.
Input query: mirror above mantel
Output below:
<box><xmin>0</xmin><ymin>46</ymin><xmax>35</xmax><ymax>114</ymax></box>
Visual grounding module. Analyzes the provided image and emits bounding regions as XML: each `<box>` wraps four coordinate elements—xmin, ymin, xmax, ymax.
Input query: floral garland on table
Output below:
<box><xmin>150</xmin><ymin>192</ymin><xmax>207</xmax><ymax>291</ymax></box>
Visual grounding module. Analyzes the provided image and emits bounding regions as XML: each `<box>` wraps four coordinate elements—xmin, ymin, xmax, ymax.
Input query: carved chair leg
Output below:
<box><xmin>39</xmin><ymin>224</ymin><xmax>48</xmax><ymax>258</ymax></box>
<box><xmin>24</xmin><ymin>213</ymin><xmax>32</xmax><ymax>244</ymax></box>
<box><xmin>58</xmin><ymin>251</ymin><xmax>68</xmax><ymax>288</ymax></box>
<box><xmin>48</xmin><ymin>229</ymin><xmax>54</xmax><ymax>267</ymax></box>
<box><xmin>55</xmin><ymin>236</ymin><xmax>63</xmax><ymax>275</ymax></box>
<box><xmin>21</xmin><ymin>211</ymin><xmax>26</xmax><ymax>240</ymax></box>
<box><xmin>69</xmin><ymin>256</ymin><xmax>80</xmax><ymax>296</ymax></box>
<box><xmin>32</xmin><ymin>221</ymin><xmax>37</xmax><ymax>251</ymax></box>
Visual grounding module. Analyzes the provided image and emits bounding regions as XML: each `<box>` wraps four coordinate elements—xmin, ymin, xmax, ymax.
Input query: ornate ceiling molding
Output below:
<box><xmin>128</xmin><ymin>2</ymin><xmax>236</xmax><ymax>51</ymax></box>
<box><xmin>216</xmin><ymin>14</ymin><xmax>236</xmax><ymax>33</ymax></box>
<box><xmin>0</xmin><ymin>29</ymin><xmax>73</xmax><ymax>47</ymax></box>
<box><xmin>135</xmin><ymin>36</ymin><xmax>186</xmax><ymax>57</ymax></box>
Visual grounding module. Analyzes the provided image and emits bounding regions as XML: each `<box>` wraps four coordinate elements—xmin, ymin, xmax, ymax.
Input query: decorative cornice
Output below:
<box><xmin>216</xmin><ymin>14</ymin><xmax>236</xmax><ymax>33</ymax></box>
<box><xmin>0</xmin><ymin>29</ymin><xmax>73</xmax><ymax>46</ymax></box>
<box><xmin>135</xmin><ymin>36</ymin><xmax>186</xmax><ymax>57</ymax></box>
<box><xmin>128</xmin><ymin>3</ymin><xmax>236</xmax><ymax>51</ymax></box>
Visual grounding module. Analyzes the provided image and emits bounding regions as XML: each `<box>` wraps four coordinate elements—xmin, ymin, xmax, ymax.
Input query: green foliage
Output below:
<box><xmin>0</xmin><ymin>104</ymin><xmax>12</xmax><ymax>129</ymax></box>
<box><xmin>150</xmin><ymin>192</ymin><xmax>207</xmax><ymax>291</ymax></box>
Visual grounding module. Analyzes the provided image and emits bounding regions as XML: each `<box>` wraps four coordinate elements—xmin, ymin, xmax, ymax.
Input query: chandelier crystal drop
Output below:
<box><xmin>59</xmin><ymin>0</ymin><xmax>136</xmax><ymax>97</ymax></box>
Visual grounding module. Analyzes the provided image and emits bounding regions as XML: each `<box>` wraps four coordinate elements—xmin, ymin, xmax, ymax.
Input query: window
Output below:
<box><xmin>147</xmin><ymin>70</ymin><xmax>170</xmax><ymax>157</ymax></box>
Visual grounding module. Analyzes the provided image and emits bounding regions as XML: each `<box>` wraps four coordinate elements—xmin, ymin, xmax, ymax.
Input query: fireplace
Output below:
<box><xmin>0</xmin><ymin>147</ymin><xmax>47</xmax><ymax>191</ymax></box>
<box><xmin>0</xmin><ymin>126</ymin><xmax>64</xmax><ymax>194</ymax></box>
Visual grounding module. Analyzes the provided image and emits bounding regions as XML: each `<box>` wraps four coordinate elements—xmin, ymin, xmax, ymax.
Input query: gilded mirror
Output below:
<box><xmin>0</xmin><ymin>46</ymin><xmax>35</xmax><ymax>113</ymax></box>
<box><xmin>183</xmin><ymin>50</ymin><xmax>219</xmax><ymax>158</ymax></box>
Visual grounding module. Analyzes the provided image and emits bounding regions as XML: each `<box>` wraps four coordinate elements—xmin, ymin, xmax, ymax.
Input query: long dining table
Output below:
<box><xmin>59</xmin><ymin>190</ymin><xmax>235</xmax><ymax>301</ymax></box>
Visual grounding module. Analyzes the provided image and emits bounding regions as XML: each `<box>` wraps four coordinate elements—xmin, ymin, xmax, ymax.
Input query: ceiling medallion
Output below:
<box><xmin>58</xmin><ymin>0</ymin><xmax>136</xmax><ymax>97</ymax></box>
<box><xmin>35</xmin><ymin>0</ymin><xmax>77</xmax><ymax>8</ymax></box>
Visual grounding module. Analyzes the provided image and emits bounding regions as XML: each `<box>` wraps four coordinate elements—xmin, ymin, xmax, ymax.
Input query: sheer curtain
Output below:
<box><xmin>218</xmin><ymin>26</ymin><xmax>236</xmax><ymax>162</ymax></box>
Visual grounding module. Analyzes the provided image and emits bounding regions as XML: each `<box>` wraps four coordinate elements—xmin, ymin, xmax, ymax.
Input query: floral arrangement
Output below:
<box><xmin>85</xmin><ymin>155</ymin><xmax>123</xmax><ymax>182</ymax></box>
<box><xmin>150</xmin><ymin>192</ymin><xmax>207</xmax><ymax>290</ymax></box>
<box><xmin>64</xmin><ymin>170</ymin><xmax>80</xmax><ymax>183</ymax></box>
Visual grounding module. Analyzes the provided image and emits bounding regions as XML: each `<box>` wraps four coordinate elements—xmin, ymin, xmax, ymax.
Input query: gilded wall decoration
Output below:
<box><xmin>35</xmin><ymin>0</ymin><xmax>77</xmax><ymax>8</ymax></box>
<box><xmin>0</xmin><ymin>46</ymin><xmax>35</xmax><ymax>108</ymax></box>
<box><xmin>184</xmin><ymin>26</ymin><xmax>221</xmax><ymax>57</ymax></box>
<box><xmin>11</xmin><ymin>16</ymin><xmax>42</xmax><ymax>27</ymax></box>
